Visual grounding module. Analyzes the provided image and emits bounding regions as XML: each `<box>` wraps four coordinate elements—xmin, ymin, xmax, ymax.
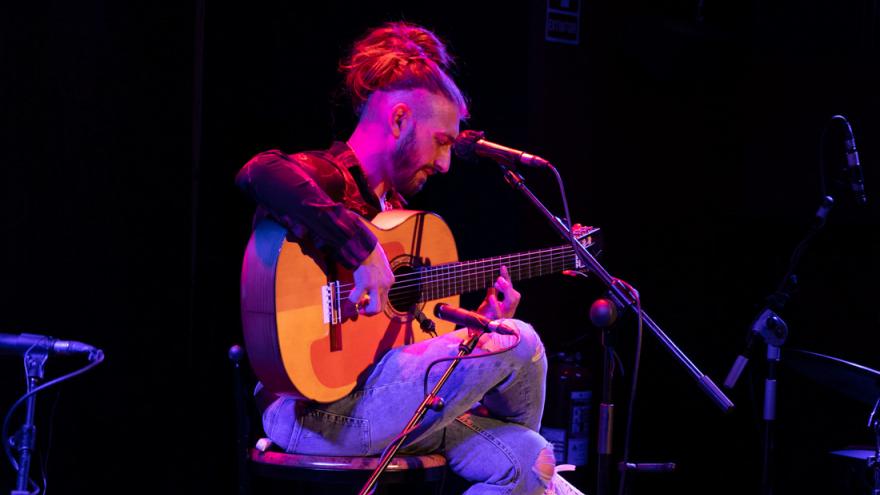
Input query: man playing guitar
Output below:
<box><xmin>236</xmin><ymin>22</ymin><xmax>569</xmax><ymax>494</ymax></box>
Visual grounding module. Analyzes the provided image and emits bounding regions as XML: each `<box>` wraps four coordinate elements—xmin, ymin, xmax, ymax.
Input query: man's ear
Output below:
<box><xmin>389</xmin><ymin>103</ymin><xmax>411</xmax><ymax>138</ymax></box>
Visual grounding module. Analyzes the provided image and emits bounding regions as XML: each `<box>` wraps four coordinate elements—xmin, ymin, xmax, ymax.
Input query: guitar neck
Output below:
<box><xmin>415</xmin><ymin>245</ymin><xmax>579</xmax><ymax>301</ymax></box>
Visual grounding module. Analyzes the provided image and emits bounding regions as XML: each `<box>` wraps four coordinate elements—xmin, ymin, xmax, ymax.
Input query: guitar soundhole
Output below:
<box><xmin>388</xmin><ymin>256</ymin><xmax>424</xmax><ymax>317</ymax></box>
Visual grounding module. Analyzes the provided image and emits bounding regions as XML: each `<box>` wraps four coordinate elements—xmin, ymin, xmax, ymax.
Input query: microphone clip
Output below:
<box><xmin>752</xmin><ymin>307</ymin><xmax>788</xmax><ymax>347</ymax></box>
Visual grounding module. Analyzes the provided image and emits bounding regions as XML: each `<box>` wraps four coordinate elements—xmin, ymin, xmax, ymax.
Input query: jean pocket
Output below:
<box><xmin>293</xmin><ymin>408</ymin><xmax>371</xmax><ymax>456</ymax></box>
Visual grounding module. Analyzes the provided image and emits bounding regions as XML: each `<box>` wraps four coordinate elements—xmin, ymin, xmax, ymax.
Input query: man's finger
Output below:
<box><xmin>349</xmin><ymin>286</ymin><xmax>366</xmax><ymax>304</ymax></box>
<box><xmin>364</xmin><ymin>289</ymin><xmax>383</xmax><ymax>315</ymax></box>
<box><xmin>495</xmin><ymin>277</ymin><xmax>511</xmax><ymax>291</ymax></box>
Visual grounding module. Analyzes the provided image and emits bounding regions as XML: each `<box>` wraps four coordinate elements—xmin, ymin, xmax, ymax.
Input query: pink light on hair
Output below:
<box><xmin>340</xmin><ymin>22</ymin><xmax>469</xmax><ymax>118</ymax></box>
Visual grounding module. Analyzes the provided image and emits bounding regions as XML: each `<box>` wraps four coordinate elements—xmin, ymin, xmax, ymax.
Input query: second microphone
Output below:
<box><xmin>433</xmin><ymin>303</ymin><xmax>517</xmax><ymax>335</ymax></box>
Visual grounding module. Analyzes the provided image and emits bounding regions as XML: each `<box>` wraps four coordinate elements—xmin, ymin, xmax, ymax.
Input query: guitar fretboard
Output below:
<box><xmin>401</xmin><ymin>245</ymin><xmax>580</xmax><ymax>302</ymax></box>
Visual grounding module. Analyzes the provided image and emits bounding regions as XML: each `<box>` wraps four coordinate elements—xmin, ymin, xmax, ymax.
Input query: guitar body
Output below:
<box><xmin>241</xmin><ymin>210</ymin><xmax>461</xmax><ymax>403</ymax></box>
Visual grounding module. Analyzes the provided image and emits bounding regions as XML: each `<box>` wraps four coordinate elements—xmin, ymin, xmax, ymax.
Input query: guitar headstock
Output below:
<box><xmin>572</xmin><ymin>223</ymin><xmax>602</xmax><ymax>272</ymax></box>
<box><xmin>573</xmin><ymin>223</ymin><xmax>600</xmax><ymax>248</ymax></box>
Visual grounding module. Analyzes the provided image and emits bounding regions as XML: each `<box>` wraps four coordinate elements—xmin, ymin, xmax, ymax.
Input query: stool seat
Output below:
<box><xmin>249</xmin><ymin>447</ymin><xmax>448</xmax><ymax>485</ymax></box>
<box><xmin>229</xmin><ymin>344</ymin><xmax>449</xmax><ymax>493</ymax></box>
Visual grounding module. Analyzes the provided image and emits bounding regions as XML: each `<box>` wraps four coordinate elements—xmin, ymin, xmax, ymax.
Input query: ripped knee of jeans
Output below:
<box><xmin>503</xmin><ymin>319</ymin><xmax>545</xmax><ymax>364</ymax></box>
<box><xmin>532</xmin><ymin>444</ymin><xmax>556</xmax><ymax>488</ymax></box>
<box><xmin>531</xmin><ymin>337</ymin><xmax>545</xmax><ymax>363</ymax></box>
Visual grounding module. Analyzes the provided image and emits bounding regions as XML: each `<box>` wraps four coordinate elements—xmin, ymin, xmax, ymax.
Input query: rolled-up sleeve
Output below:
<box><xmin>235</xmin><ymin>151</ymin><xmax>377</xmax><ymax>270</ymax></box>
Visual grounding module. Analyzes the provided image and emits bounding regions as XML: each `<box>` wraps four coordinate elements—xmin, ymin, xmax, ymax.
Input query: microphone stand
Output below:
<box><xmin>11</xmin><ymin>348</ymin><xmax>49</xmax><ymax>495</ymax></box>
<box><xmin>868</xmin><ymin>397</ymin><xmax>880</xmax><ymax>495</ymax></box>
<box><xmin>358</xmin><ymin>327</ymin><xmax>483</xmax><ymax>495</ymax></box>
<box><xmin>590</xmin><ymin>300</ymin><xmax>619</xmax><ymax>495</ymax></box>
<box><xmin>495</xmin><ymin>165</ymin><xmax>734</xmax><ymax>495</ymax></box>
<box><xmin>757</xmin><ymin>308</ymin><xmax>788</xmax><ymax>495</ymax></box>
<box><xmin>722</xmin><ymin>195</ymin><xmax>834</xmax><ymax>495</ymax></box>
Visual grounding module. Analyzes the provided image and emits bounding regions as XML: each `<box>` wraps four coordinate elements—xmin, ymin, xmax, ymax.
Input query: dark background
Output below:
<box><xmin>2</xmin><ymin>1</ymin><xmax>878</xmax><ymax>493</ymax></box>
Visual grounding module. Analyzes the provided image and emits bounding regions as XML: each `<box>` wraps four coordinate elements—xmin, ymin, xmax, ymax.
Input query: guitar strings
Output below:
<box><xmin>337</xmin><ymin>245</ymin><xmax>573</xmax><ymax>293</ymax></box>
<box><xmin>407</xmin><ymin>248</ymin><xmax>576</xmax><ymax>295</ymax></box>
<box><xmin>356</xmin><ymin>246</ymin><xmax>576</xmax><ymax>294</ymax></box>
<box><xmin>366</xmin><ymin>245</ymin><xmax>577</xmax><ymax>289</ymax></box>
<box><xmin>335</xmin><ymin>246</ymin><xmax>579</xmax><ymax>301</ymax></box>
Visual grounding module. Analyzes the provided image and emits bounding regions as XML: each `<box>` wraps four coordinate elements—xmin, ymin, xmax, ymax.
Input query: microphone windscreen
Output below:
<box><xmin>452</xmin><ymin>130</ymin><xmax>484</xmax><ymax>161</ymax></box>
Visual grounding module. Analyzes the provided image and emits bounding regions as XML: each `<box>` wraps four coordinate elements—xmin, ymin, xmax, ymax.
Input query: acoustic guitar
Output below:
<box><xmin>240</xmin><ymin>209</ymin><xmax>596</xmax><ymax>403</ymax></box>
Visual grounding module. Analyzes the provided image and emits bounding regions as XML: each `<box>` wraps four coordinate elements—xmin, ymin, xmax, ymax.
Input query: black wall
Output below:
<box><xmin>2</xmin><ymin>1</ymin><xmax>878</xmax><ymax>493</ymax></box>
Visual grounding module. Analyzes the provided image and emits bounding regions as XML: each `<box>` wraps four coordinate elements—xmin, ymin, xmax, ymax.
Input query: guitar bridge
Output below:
<box><xmin>321</xmin><ymin>281</ymin><xmax>341</xmax><ymax>325</ymax></box>
<box><xmin>322</xmin><ymin>281</ymin><xmax>344</xmax><ymax>352</ymax></box>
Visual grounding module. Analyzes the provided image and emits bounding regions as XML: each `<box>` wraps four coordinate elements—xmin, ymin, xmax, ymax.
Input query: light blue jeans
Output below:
<box><xmin>262</xmin><ymin>319</ymin><xmax>552</xmax><ymax>494</ymax></box>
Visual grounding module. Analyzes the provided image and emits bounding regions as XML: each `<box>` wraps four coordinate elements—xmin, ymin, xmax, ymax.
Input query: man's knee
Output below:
<box><xmin>506</xmin><ymin>319</ymin><xmax>546</xmax><ymax>366</ymax></box>
<box><xmin>533</xmin><ymin>443</ymin><xmax>556</xmax><ymax>487</ymax></box>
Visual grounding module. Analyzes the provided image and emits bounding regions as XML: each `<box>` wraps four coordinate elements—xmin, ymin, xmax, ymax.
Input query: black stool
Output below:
<box><xmin>228</xmin><ymin>344</ymin><xmax>449</xmax><ymax>495</ymax></box>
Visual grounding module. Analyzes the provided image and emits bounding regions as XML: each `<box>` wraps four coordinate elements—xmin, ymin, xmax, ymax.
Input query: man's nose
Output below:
<box><xmin>435</xmin><ymin>149</ymin><xmax>451</xmax><ymax>174</ymax></box>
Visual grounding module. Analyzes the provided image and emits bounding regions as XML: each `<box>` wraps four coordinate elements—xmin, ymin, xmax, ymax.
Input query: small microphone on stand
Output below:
<box><xmin>0</xmin><ymin>333</ymin><xmax>98</xmax><ymax>358</ymax></box>
<box><xmin>841</xmin><ymin>117</ymin><xmax>868</xmax><ymax>206</ymax></box>
<box><xmin>831</xmin><ymin>115</ymin><xmax>868</xmax><ymax>206</ymax></box>
<box><xmin>433</xmin><ymin>303</ymin><xmax>517</xmax><ymax>335</ymax></box>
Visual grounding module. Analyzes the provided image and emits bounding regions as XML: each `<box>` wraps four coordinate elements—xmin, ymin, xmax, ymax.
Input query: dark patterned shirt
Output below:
<box><xmin>235</xmin><ymin>141</ymin><xmax>405</xmax><ymax>269</ymax></box>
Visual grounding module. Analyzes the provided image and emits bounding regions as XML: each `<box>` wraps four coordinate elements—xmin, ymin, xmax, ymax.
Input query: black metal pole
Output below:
<box><xmin>12</xmin><ymin>350</ymin><xmax>48</xmax><ymax>495</ymax></box>
<box><xmin>228</xmin><ymin>345</ymin><xmax>252</xmax><ymax>495</ymax></box>
<box><xmin>870</xmin><ymin>398</ymin><xmax>880</xmax><ymax>495</ymax></box>
<box><xmin>358</xmin><ymin>329</ymin><xmax>483</xmax><ymax>495</ymax></box>
<box><xmin>761</xmin><ymin>344</ymin><xmax>780</xmax><ymax>495</ymax></box>
<box><xmin>597</xmin><ymin>327</ymin><xmax>616</xmax><ymax>495</ymax></box>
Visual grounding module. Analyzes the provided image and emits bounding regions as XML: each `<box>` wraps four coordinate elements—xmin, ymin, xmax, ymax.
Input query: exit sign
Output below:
<box><xmin>546</xmin><ymin>0</ymin><xmax>581</xmax><ymax>45</ymax></box>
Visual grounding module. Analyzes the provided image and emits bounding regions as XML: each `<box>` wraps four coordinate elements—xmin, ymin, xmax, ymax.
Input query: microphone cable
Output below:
<box><xmin>2</xmin><ymin>349</ymin><xmax>105</xmax><ymax>493</ymax></box>
<box><xmin>613</xmin><ymin>279</ymin><xmax>643</xmax><ymax>495</ymax></box>
<box><xmin>420</xmin><ymin>325</ymin><xmax>523</xmax><ymax>398</ymax></box>
<box><xmin>548</xmin><ymin>162</ymin><xmax>574</xmax><ymax>232</ymax></box>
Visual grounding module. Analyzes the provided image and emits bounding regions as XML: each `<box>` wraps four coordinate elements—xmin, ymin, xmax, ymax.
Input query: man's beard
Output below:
<box><xmin>390</xmin><ymin>125</ymin><xmax>427</xmax><ymax>197</ymax></box>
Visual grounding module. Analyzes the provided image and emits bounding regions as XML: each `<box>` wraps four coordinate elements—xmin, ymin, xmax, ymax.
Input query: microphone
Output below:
<box><xmin>836</xmin><ymin>115</ymin><xmax>868</xmax><ymax>205</ymax></box>
<box><xmin>433</xmin><ymin>303</ymin><xmax>517</xmax><ymax>335</ymax></box>
<box><xmin>0</xmin><ymin>333</ymin><xmax>98</xmax><ymax>357</ymax></box>
<box><xmin>453</xmin><ymin>130</ymin><xmax>551</xmax><ymax>169</ymax></box>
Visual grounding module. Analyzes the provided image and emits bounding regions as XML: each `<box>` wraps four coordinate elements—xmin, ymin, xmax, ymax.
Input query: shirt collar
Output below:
<box><xmin>328</xmin><ymin>141</ymin><xmax>407</xmax><ymax>208</ymax></box>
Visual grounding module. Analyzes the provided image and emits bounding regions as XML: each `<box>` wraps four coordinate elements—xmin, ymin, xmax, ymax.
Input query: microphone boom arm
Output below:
<box><xmin>498</xmin><ymin>167</ymin><xmax>734</xmax><ymax>412</ymax></box>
